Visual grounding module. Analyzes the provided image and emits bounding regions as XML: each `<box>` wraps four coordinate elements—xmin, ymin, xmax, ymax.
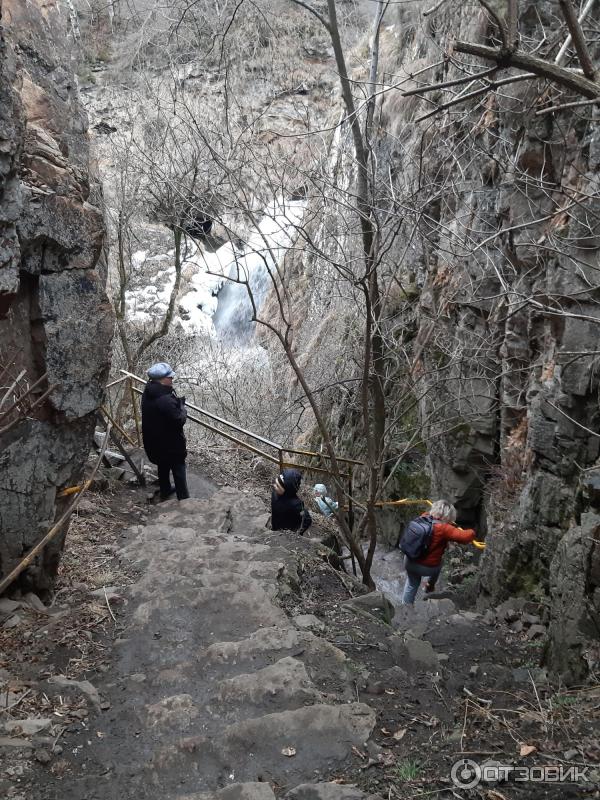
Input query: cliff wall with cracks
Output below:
<box><xmin>261</xmin><ymin>1</ymin><xmax>600</xmax><ymax>682</ymax></box>
<box><xmin>0</xmin><ymin>0</ymin><xmax>113</xmax><ymax>592</ymax></box>
<box><xmin>384</xmin><ymin>0</ymin><xmax>600</xmax><ymax>682</ymax></box>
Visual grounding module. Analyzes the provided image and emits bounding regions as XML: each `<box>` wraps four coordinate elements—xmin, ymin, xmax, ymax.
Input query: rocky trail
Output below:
<box><xmin>1</xmin><ymin>467</ymin><xmax>599</xmax><ymax>800</ymax></box>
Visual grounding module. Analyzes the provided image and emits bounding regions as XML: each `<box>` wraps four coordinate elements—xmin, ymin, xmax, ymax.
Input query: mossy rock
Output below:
<box><xmin>378</xmin><ymin>465</ymin><xmax>431</xmax><ymax>547</ymax></box>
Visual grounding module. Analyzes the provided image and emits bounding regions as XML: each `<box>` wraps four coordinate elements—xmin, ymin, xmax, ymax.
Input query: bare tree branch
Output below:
<box><xmin>506</xmin><ymin>0</ymin><xmax>519</xmax><ymax>50</ymax></box>
<box><xmin>536</xmin><ymin>97</ymin><xmax>600</xmax><ymax>116</ymax></box>
<box><xmin>558</xmin><ymin>0</ymin><xmax>597</xmax><ymax>81</ymax></box>
<box><xmin>453</xmin><ymin>40</ymin><xmax>600</xmax><ymax>98</ymax></box>
<box><xmin>401</xmin><ymin>66</ymin><xmax>498</xmax><ymax>97</ymax></box>
<box><xmin>555</xmin><ymin>0</ymin><xmax>599</xmax><ymax>65</ymax></box>
<box><xmin>423</xmin><ymin>0</ymin><xmax>450</xmax><ymax>17</ymax></box>
<box><xmin>477</xmin><ymin>0</ymin><xmax>508</xmax><ymax>49</ymax></box>
<box><xmin>414</xmin><ymin>72</ymin><xmax>534</xmax><ymax>122</ymax></box>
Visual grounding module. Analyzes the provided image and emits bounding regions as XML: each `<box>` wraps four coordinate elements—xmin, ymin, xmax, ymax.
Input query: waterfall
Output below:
<box><xmin>213</xmin><ymin>197</ymin><xmax>305</xmax><ymax>342</ymax></box>
<box><xmin>124</xmin><ymin>197</ymin><xmax>305</xmax><ymax>344</ymax></box>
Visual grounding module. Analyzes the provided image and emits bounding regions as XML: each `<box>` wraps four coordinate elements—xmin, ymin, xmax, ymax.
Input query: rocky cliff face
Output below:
<box><xmin>378</xmin><ymin>0</ymin><xmax>600</xmax><ymax>682</ymax></box>
<box><xmin>268</xmin><ymin>1</ymin><xmax>599</xmax><ymax>681</ymax></box>
<box><xmin>0</xmin><ymin>0</ymin><xmax>112</xmax><ymax>591</ymax></box>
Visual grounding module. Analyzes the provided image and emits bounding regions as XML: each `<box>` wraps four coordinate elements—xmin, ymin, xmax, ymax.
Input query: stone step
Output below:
<box><xmin>176</xmin><ymin>781</ymin><xmax>382</xmax><ymax>800</ymax></box>
<box><xmin>177</xmin><ymin>783</ymin><xmax>276</xmax><ymax>800</ymax></box>
<box><xmin>204</xmin><ymin>625</ymin><xmax>306</xmax><ymax>667</ymax></box>
<box><xmin>149</xmin><ymin>703</ymin><xmax>376</xmax><ymax>789</ymax></box>
<box><xmin>31</xmin><ymin>487</ymin><xmax>379</xmax><ymax>800</ymax></box>
<box><xmin>201</xmin><ymin>627</ymin><xmax>355</xmax><ymax>701</ymax></box>
<box><xmin>213</xmin><ymin>657</ymin><xmax>323</xmax><ymax>719</ymax></box>
<box><xmin>286</xmin><ymin>784</ymin><xmax>382</xmax><ymax>800</ymax></box>
<box><xmin>392</xmin><ymin>597</ymin><xmax>457</xmax><ymax>632</ymax></box>
<box><xmin>129</xmin><ymin>583</ymin><xmax>289</xmax><ymax>643</ymax></box>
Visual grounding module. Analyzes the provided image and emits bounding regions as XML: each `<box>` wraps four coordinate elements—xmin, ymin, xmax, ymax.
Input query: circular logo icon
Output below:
<box><xmin>451</xmin><ymin>758</ymin><xmax>481</xmax><ymax>789</ymax></box>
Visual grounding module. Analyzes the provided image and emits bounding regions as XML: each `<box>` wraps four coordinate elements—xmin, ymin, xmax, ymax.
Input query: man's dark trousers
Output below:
<box><xmin>157</xmin><ymin>461</ymin><xmax>190</xmax><ymax>500</ymax></box>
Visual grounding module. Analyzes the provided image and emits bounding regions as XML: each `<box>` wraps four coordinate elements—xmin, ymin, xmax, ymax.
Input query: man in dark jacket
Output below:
<box><xmin>141</xmin><ymin>362</ymin><xmax>190</xmax><ymax>501</ymax></box>
<box><xmin>271</xmin><ymin>468</ymin><xmax>311</xmax><ymax>534</ymax></box>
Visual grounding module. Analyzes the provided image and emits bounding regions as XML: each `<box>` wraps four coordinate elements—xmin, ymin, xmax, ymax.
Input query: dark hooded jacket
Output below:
<box><xmin>141</xmin><ymin>380</ymin><xmax>187</xmax><ymax>464</ymax></box>
<box><xmin>271</xmin><ymin>468</ymin><xmax>311</xmax><ymax>532</ymax></box>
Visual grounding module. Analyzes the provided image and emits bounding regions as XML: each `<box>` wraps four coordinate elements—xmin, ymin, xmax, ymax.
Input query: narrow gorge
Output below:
<box><xmin>1</xmin><ymin>1</ymin><xmax>600</xmax><ymax>798</ymax></box>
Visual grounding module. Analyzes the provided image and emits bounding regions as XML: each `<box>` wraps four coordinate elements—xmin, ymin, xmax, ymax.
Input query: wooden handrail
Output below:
<box><xmin>282</xmin><ymin>446</ymin><xmax>363</xmax><ymax>467</ymax></box>
<box><xmin>122</xmin><ymin>370</ymin><xmax>282</xmax><ymax>451</ymax></box>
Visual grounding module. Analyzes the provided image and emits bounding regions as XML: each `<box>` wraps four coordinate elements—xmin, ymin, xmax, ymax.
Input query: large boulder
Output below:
<box><xmin>388</xmin><ymin>636</ymin><xmax>439</xmax><ymax>673</ymax></box>
<box><xmin>0</xmin><ymin>0</ymin><xmax>112</xmax><ymax>592</ymax></box>
<box><xmin>343</xmin><ymin>591</ymin><xmax>395</xmax><ymax>624</ymax></box>
<box><xmin>547</xmin><ymin>513</ymin><xmax>600</xmax><ymax>684</ymax></box>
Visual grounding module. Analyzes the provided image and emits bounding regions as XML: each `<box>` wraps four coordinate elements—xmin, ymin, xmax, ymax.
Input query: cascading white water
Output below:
<box><xmin>124</xmin><ymin>196</ymin><xmax>305</xmax><ymax>344</ymax></box>
<box><xmin>212</xmin><ymin>197</ymin><xmax>306</xmax><ymax>342</ymax></box>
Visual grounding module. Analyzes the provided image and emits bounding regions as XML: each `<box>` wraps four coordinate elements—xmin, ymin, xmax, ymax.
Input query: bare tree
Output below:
<box><xmin>97</xmin><ymin>0</ymin><xmax>512</xmax><ymax>587</ymax></box>
<box><xmin>406</xmin><ymin>0</ymin><xmax>600</xmax><ymax>119</ymax></box>
<box><xmin>108</xmin><ymin>135</ymin><xmax>186</xmax><ymax>378</ymax></box>
<box><xmin>170</xmin><ymin>0</ymin><xmax>491</xmax><ymax>584</ymax></box>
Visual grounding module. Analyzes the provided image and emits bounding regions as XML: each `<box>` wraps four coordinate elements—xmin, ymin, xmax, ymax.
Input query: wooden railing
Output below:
<box><xmin>107</xmin><ymin>370</ymin><xmax>364</xmax><ymax>526</ymax></box>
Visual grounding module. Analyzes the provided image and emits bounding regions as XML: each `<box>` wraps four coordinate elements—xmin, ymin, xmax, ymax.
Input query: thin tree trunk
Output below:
<box><xmin>135</xmin><ymin>226</ymin><xmax>184</xmax><ymax>361</ymax></box>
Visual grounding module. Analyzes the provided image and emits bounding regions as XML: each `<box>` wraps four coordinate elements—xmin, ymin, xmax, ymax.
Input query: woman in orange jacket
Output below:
<box><xmin>401</xmin><ymin>500</ymin><xmax>475</xmax><ymax>604</ymax></box>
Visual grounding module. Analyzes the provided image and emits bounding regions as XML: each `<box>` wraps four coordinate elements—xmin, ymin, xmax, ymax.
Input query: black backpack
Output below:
<box><xmin>399</xmin><ymin>515</ymin><xmax>435</xmax><ymax>560</ymax></box>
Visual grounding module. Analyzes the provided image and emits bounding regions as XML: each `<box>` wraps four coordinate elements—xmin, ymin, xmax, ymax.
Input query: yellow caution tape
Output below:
<box><xmin>375</xmin><ymin>498</ymin><xmax>433</xmax><ymax>508</ymax></box>
<box><xmin>58</xmin><ymin>480</ymin><xmax>92</xmax><ymax>498</ymax></box>
<box><xmin>373</xmin><ymin>498</ymin><xmax>486</xmax><ymax>547</ymax></box>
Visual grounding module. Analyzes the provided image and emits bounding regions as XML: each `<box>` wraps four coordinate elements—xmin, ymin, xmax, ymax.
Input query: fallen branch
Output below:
<box><xmin>334</xmin><ymin>640</ymin><xmax>385</xmax><ymax>649</ymax></box>
<box><xmin>460</xmin><ymin>698</ymin><xmax>469</xmax><ymax>751</ymax></box>
<box><xmin>0</xmin><ymin>688</ymin><xmax>32</xmax><ymax>714</ymax></box>
<box><xmin>528</xmin><ymin>669</ymin><xmax>549</xmax><ymax>734</ymax></box>
<box><xmin>103</xmin><ymin>586</ymin><xmax>117</xmax><ymax>623</ymax></box>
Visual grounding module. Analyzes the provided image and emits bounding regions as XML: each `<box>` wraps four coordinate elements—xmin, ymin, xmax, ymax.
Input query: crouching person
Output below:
<box><xmin>271</xmin><ymin>469</ymin><xmax>312</xmax><ymax>535</ymax></box>
<box><xmin>400</xmin><ymin>499</ymin><xmax>475</xmax><ymax>605</ymax></box>
<box><xmin>313</xmin><ymin>483</ymin><xmax>339</xmax><ymax>517</ymax></box>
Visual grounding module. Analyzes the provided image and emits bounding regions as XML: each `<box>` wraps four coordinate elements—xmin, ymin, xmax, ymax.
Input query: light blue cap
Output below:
<box><xmin>147</xmin><ymin>362</ymin><xmax>175</xmax><ymax>379</ymax></box>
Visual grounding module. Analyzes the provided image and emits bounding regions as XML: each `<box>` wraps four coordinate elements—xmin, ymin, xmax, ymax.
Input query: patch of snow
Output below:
<box><xmin>213</xmin><ymin>197</ymin><xmax>306</xmax><ymax>340</ymax></box>
<box><xmin>124</xmin><ymin>196</ymin><xmax>305</xmax><ymax>338</ymax></box>
<box><xmin>132</xmin><ymin>250</ymin><xmax>148</xmax><ymax>267</ymax></box>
